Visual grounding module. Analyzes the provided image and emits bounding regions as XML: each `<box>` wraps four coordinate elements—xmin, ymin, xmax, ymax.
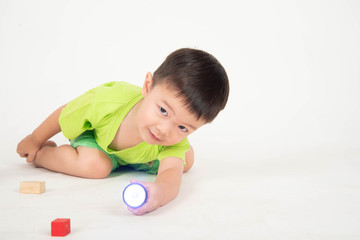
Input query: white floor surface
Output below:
<box><xmin>1</xmin><ymin>144</ymin><xmax>360</xmax><ymax>239</ymax></box>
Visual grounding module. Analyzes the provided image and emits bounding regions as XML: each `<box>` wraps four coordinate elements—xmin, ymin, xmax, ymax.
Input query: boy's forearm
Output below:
<box><xmin>155</xmin><ymin>166</ymin><xmax>183</xmax><ymax>206</ymax></box>
<box><xmin>31</xmin><ymin>104</ymin><xmax>66</xmax><ymax>144</ymax></box>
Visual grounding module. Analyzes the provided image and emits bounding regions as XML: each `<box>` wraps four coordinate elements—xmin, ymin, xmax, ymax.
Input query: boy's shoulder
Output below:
<box><xmin>92</xmin><ymin>81</ymin><xmax>142</xmax><ymax>102</ymax></box>
<box><xmin>99</xmin><ymin>81</ymin><xmax>141</xmax><ymax>92</ymax></box>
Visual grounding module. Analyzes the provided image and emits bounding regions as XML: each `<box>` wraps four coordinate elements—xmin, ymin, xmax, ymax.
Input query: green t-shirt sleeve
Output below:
<box><xmin>59</xmin><ymin>81</ymin><xmax>143</xmax><ymax>143</ymax></box>
<box><xmin>59</xmin><ymin>84</ymin><xmax>116</xmax><ymax>140</ymax></box>
<box><xmin>157</xmin><ymin>137</ymin><xmax>190</xmax><ymax>165</ymax></box>
<box><xmin>59</xmin><ymin>88</ymin><xmax>98</xmax><ymax>140</ymax></box>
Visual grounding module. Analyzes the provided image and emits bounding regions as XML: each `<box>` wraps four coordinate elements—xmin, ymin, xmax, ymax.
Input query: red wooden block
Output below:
<box><xmin>51</xmin><ymin>218</ymin><xmax>71</xmax><ymax>237</ymax></box>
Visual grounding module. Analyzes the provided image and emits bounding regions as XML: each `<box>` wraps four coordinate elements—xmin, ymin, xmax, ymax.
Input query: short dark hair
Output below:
<box><xmin>152</xmin><ymin>48</ymin><xmax>229</xmax><ymax>123</ymax></box>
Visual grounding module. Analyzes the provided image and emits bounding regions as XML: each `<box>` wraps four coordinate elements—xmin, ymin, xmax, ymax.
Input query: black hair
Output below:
<box><xmin>152</xmin><ymin>48</ymin><xmax>229</xmax><ymax>123</ymax></box>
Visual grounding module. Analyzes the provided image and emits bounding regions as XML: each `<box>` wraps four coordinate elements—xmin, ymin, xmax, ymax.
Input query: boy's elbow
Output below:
<box><xmin>183</xmin><ymin>146</ymin><xmax>194</xmax><ymax>173</ymax></box>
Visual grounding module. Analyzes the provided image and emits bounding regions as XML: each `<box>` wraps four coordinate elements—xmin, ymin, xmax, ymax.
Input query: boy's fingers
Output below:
<box><xmin>26</xmin><ymin>152</ymin><xmax>36</xmax><ymax>163</ymax></box>
<box><xmin>131</xmin><ymin>179</ymin><xmax>147</xmax><ymax>184</ymax></box>
<box><xmin>16</xmin><ymin>144</ymin><xmax>23</xmax><ymax>155</ymax></box>
<box><xmin>130</xmin><ymin>179</ymin><xmax>147</xmax><ymax>187</ymax></box>
<box><xmin>17</xmin><ymin>147</ymin><xmax>28</xmax><ymax>158</ymax></box>
<box><xmin>128</xmin><ymin>206</ymin><xmax>147</xmax><ymax>216</ymax></box>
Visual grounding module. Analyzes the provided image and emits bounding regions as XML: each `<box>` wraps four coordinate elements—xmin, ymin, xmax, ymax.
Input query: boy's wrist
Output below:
<box><xmin>30</xmin><ymin>131</ymin><xmax>46</xmax><ymax>146</ymax></box>
<box><xmin>30</xmin><ymin>104</ymin><xmax>64</xmax><ymax>147</ymax></box>
<box><xmin>154</xmin><ymin>182</ymin><xmax>167</xmax><ymax>206</ymax></box>
<box><xmin>154</xmin><ymin>181</ymin><xmax>178</xmax><ymax>207</ymax></box>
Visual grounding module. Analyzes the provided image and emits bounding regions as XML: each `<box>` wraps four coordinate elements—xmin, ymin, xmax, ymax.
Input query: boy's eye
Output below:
<box><xmin>179</xmin><ymin>125</ymin><xmax>188</xmax><ymax>132</ymax></box>
<box><xmin>160</xmin><ymin>107</ymin><xmax>168</xmax><ymax>116</ymax></box>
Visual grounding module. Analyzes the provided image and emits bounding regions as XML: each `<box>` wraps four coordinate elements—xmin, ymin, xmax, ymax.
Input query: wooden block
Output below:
<box><xmin>20</xmin><ymin>181</ymin><xmax>45</xmax><ymax>194</ymax></box>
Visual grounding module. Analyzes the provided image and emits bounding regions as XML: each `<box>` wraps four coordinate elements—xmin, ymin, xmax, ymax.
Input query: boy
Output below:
<box><xmin>17</xmin><ymin>48</ymin><xmax>229</xmax><ymax>215</ymax></box>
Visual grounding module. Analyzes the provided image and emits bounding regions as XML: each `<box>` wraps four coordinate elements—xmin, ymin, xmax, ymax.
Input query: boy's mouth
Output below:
<box><xmin>148</xmin><ymin>129</ymin><xmax>160</xmax><ymax>142</ymax></box>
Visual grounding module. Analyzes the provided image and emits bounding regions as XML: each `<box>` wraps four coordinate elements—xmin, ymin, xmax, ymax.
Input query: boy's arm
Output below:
<box><xmin>128</xmin><ymin>157</ymin><xmax>184</xmax><ymax>215</ymax></box>
<box><xmin>156</xmin><ymin>157</ymin><xmax>184</xmax><ymax>204</ymax></box>
<box><xmin>17</xmin><ymin>104</ymin><xmax>66</xmax><ymax>163</ymax></box>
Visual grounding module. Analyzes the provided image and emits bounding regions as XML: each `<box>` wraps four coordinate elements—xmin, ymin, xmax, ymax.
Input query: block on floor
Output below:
<box><xmin>20</xmin><ymin>181</ymin><xmax>45</xmax><ymax>194</ymax></box>
<box><xmin>51</xmin><ymin>218</ymin><xmax>71</xmax><ymax>237</ymax></box>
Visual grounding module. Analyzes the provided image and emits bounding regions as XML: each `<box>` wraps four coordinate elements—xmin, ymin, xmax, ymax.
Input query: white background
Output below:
<box><xmin>1</xmin><ymin>0</ymin><xmax>359</xmax><ymax>239</ymax></box>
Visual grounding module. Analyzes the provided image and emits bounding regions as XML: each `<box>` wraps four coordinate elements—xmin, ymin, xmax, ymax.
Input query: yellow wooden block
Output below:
<box><xmin>20</xmin><ymin>181</ymin><xmax>45</xmax><ymax>194</ymax></box>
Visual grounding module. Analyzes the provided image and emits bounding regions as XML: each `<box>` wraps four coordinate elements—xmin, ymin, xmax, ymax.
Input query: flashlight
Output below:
<box><xmin>122</xmin><ymin>183</ymin><xmax>147</xmax><ymax>208</ymax></box>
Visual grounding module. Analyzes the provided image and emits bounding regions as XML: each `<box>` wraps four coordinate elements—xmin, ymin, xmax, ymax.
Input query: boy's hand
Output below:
<box><xmin>16</xmin><ymin>134</ymin><xmax>43</xmax><ymax>163</ymax></box>
<box><xmin>126</xmin><ymin>157</ymin><xmax>184</xmax><ymax>215</ymax></box>
<box><xmin>126</xmin><ymin>179</ymin><xmax>163</xmax><ymax>215</ymax></box>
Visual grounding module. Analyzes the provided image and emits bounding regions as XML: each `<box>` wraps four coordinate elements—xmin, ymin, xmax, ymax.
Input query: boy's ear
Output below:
<box><xmin>142</xmin><ymin>72</ymin><xmax>153</xmax><ymax>96</ymax></box>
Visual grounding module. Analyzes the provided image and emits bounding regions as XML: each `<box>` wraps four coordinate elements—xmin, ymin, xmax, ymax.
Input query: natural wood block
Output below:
<box><xmin>20</xmin><ymin>181</ymin><xmax>45</xmax><ymax>194</ymax></box>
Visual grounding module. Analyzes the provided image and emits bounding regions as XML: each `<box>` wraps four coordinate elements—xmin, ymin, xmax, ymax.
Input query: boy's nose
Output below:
<box><xmin>157</xmin><ymin>122</ymin><xmax>171</xmax><ymax>138</ymax></box>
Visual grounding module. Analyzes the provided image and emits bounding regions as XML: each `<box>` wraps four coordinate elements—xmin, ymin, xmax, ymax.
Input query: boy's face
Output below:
<box><xmin>136</xmin><ymin>73</ymin><xmax>206</xmax><ymax>146</ymax></box>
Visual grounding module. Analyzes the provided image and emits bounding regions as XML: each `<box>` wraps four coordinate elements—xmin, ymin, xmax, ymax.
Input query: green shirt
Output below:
<box><xmin>59</xmin><ymin>81</ymin><xmax>190</xmax><ymax>165</ymax></box>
